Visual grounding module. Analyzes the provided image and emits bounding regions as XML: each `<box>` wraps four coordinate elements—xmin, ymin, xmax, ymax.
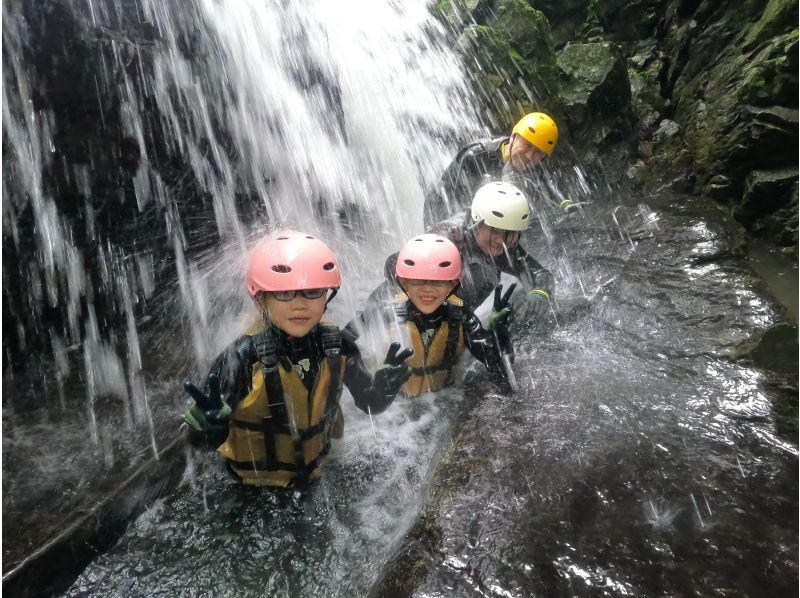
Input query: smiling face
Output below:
<box><xmin>508</xmin><ymin>134</ymin><xmax>547</xmax><ymax>172</ymax></box>
<box><xmin>259</xmin><ymin>292</ymin><xmax>326</xmax><ymax>337</ymax></box>
<box><xmin>472</xmin><ymin>224</ymin><xmax>520</xmax><ymax>257</ymax></box>
<box><xmin>399</xmin><ymin>278</ymin><xmax>458</xmax><ymax>315</ymax></box>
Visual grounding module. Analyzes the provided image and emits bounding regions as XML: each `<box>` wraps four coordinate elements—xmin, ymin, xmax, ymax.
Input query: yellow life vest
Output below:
<box><xmin>217</xmin><ymin>322</ymin><xmax>346</xmax><ymax>488</ymax></box>
<box><xmin>393</xmin><ymin>293</ymin><xmax>466</xmax><ymax>396</ymax></box>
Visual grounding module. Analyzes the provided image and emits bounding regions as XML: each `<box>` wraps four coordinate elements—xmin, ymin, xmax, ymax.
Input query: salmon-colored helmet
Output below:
<box><xmin>246</xmin><ymin>230</ymin><xmax>341</xmax><ymax>296</ymax></box>
<box><xmin>395</xmin><ymin>234</ymin><xmax>462</xmax><ymax>281</ymax></box>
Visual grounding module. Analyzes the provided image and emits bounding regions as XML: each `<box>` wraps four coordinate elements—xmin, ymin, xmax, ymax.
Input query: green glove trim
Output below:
<box><xmin>488</xmin><ymin>307</ymin><xmax>512</xmax><ymax>332</ymax></box>
<box><xmin>184</xmin><ymin>405</ymin><xmax>208</xmax><ymax>432</ymax></box>
<box><xmin>560</xmin><ymin>198</ymin><xmax>574</xmax><ymax>210</ymax></box>
<box><xmin>529</xmin><ymin>289</ymin><xmax>550</xmax><ymax>301</ymax></box>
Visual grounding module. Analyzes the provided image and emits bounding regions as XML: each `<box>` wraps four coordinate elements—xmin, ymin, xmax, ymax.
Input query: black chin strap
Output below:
<box><xmin>324</xmin><ymin>287</ymin><xmax>338</xmax><ymax>309</ymax></box>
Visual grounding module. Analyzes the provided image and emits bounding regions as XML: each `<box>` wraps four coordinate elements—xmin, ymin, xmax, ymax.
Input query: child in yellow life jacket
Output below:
<box><xmin>182</xmin><ymin>230</ymin><xmax>412</xmax><ymax>489</ymax></box>
<box><xmin>347</xmin><ymin>234</ymin><xmax>516</xmax><ymax>397</ymax></box>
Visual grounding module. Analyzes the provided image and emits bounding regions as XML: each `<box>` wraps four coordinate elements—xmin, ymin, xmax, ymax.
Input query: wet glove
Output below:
<box><xmin>372</xmin><ymin>342</ymin><xmax>413</xmax><ymax>397</ymax></box>
<box><xmin>559</xmin><ymin>198</ymin><xmax>577</xmax><ymax>213</ymax></box>
<box><xmin>560</xmin><ymin>198</ymin><xmax>591</xmax><ymax>214</ymax></box>
<box><xmin>183</xmin><ymin>373</ymin><xmax>231</xmax><ymax>435</ymax></box>
<box><xmin>527</xmin><ymin>288</ymin><xmax>551</xmax><ymax>319</ymax></box>
<box><xmin>487</xmin><ymin>282</ymin><xmax>517</xmax><ymax>332</ymax></box>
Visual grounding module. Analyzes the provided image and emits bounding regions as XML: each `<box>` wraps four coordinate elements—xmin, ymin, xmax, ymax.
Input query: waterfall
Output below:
<box><xmin>1</xmin><ymin>0</ymin><xmax>481</xmax><ymax>574</ymax></box>
<box><xmin>2</xmin><ymin>0</ymin><xmax>480</xmax><ymax>430</ymax></box>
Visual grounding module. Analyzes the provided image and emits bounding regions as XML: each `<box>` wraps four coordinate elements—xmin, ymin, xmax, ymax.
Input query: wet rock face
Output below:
<box><xmin>441</xmin><ymin>0</ymin><xmax>798</xmax><ymax>249</ymax></box>
<box><xmin>555</xmin><ymin>41</ymin><xmax>634</xmax><ymax>151</ymax></box>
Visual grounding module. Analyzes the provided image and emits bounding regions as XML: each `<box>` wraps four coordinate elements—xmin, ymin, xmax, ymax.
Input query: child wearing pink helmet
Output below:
<box><xmin>348</xmin><ymin>234</ymin><xmax>516</xmax><ymax>396</ymax></box>
<box><xmin>183</xmin><ymin>230</ymin><xmax>411</xmax><ymax>489</ymax></box>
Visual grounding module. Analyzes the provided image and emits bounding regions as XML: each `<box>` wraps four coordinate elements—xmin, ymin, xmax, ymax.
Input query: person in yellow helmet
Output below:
<box><xmin>423</xmin><ymin>112</ymin><xmax>560</xmax><ymax>227</ymax></box>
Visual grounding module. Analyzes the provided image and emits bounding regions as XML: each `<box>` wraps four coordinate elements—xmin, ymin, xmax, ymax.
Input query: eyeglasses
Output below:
<box><xmin>481</xmin><ymin>225</ymin><xmax>520</xmax><ymax>245</ymax></box>
<box><xmin>268</xmin><ymin>288</ymin><xmax>328</xmax><ymax>302</ymax></box>
<box><xmin>403</xmin><ymin>279</ymin><xmax>456</xmax><ymax>288</ymax></box>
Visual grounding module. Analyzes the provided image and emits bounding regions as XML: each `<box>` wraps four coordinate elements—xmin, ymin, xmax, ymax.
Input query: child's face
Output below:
<box><xmin>399</xmin><ymin>278</ymin><xmax>458</xmax><ymax>315</ymax></box>
<box><xmin>260</xmin><ymin>291</ymin><xmax>326</xmax><ymax>337</ymax></box>
<box><xmin>509</xmin><ymin>134</ymin><xmax>547</xmax><ymax>172</ymax></box>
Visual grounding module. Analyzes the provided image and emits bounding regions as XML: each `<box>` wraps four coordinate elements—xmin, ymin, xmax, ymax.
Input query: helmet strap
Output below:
<box><xmin>447</xmin><ymin>281</ymin><xmax>462</xmax><ymax>298</ymax></box>
<box><xmin>324</xmin><ymin>288</ymin><xmax>339</xmax><ymax>309</ymax></box>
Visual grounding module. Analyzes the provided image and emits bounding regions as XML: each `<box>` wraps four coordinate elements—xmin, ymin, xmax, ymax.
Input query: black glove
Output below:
<box><xmin>372</xmin><ymin>342</ymin><xmax>413</xmax><ymax>397</ymax></box>
<box><xmin>183</xmin><ymin>374</ymin><xmax>231</xmax><ymax>434</ymax></box>
<box><xmin>487</xmin><ymin>282</ymin><xmax>517</xmax><ymax>332</ymax></box>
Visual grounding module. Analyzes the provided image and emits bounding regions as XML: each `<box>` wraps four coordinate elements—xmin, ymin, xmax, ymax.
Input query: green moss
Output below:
<box><xmin>745</xmin><ymin>0</ymin><xmax>799</xmax><ymax>49</ymax></box>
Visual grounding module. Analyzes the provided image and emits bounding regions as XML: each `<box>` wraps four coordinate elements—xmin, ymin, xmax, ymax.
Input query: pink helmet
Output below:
<box><xmin>395</xmin><ymin>234</ymin><xmax>462</xmax><ymax>281</ymax></box>
<box><xmin>246</xmin><ymin>230</ymin><xmax>341</xmax><ymax>296</ymax></box>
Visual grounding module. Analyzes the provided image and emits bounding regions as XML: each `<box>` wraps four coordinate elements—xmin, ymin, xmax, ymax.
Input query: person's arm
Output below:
<box><xmin>462</xmin><ymin>308</ymin><xmax>507</xmax><ymax>366</ymax></box>
<box><xmin>183</xmin><ymin>334</ymin><xmax>256</xmax><ymax>445</ymax></box>
<box><xmin>343</xmin><ymin>277</ymin><xmax>398</xmax><ymax>340</ymax></box>
<box><xmin>342</xmin><ymin>331</ymin><xmax>410</xmax><ymax>415</ymax></box>
<box><xmin>504</xmin><ymin>245</ymin><xmax>554</xmax><ymax>298</ymax></box>
<box><xmin>422</xmin><ymin>148</ymin><xmax>468</xmax><ymax>228</ymax></box>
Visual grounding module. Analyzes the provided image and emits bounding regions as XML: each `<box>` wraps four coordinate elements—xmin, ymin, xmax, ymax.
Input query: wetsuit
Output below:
<box><xmin>423</xmin><ymin>136</ymin><xmax>509</xmax><ymax>227</ymax></box>
<box><xmin>345</xmin><ymin>293</ymin><xmax>512</xmax><ymax>394</ymax></box>
<box><xmin>358</xmin><ymin>212</ymin><xmax>553</xmax><ymax>314</ymax></box>
<box><xmin>422</xmin><ymin>136</ymin><xmax>564</xmax><ymax>228</ymax></box>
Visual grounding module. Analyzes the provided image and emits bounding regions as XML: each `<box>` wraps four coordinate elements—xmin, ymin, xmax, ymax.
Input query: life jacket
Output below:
<box><xmin>217</xmin><ymin>321</ymin><xmax>346</xmax><ymax>488</ymax></box>
<box><xmin>393</xmin><ymin>293</ymin><xmax>466</xmax><ymax>396</ymax></box>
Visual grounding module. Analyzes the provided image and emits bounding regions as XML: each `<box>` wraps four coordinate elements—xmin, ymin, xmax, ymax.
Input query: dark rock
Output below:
<box><xmin>733</xmin><ymin>322</ymin><xmax>799</xmax><ymax>374</ymax></box>
<box><xmin>652</xmin><ymin>118</ymin><xmax>680</xmax><ymax>144</ymax></box>
<box><xmin>556</xmin><ymin>41</ymin><xmax>634</xmax><ymax>149</ymax></box>
<box><xmin>734</xmin><ymin>169</ymin><xmax>799</xmax><ymax>245</ymax></box>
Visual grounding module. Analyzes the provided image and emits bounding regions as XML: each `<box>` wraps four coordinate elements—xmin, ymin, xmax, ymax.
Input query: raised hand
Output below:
<box><xmin>372</xmin><ymin>342</ymin><xmax>413</xmax><ymax>396</ymax></box>
<box><xmin>488</xmin><ymin>282</ymin><xmax>517</xmax><ymax>331</ymax></box>
<box><xmin>182</xmin><ymin>374</ymin><xmax>231</xmax><ymax>433</ymax></box>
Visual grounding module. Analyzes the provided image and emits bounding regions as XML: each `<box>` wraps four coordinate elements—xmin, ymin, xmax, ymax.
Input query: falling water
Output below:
<box><xmin>1</xmin><ymin>0</ymin><xmax>493</xmax><ymax>578</ymax></box>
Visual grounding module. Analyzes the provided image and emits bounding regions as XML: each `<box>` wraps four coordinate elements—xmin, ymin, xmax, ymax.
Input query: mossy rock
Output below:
<box><xmin>493</xmin><ymin>0</ymin><xmax>555</xmax><ymax>61</ymax></box>
<box><xmin>456</xmin><ymin>23</ymin><xmax>561</xmax><ymax>129</ymax></box>
<box><xmin>555</xmin><ymin>41</ymin><xmax>633</xmax><ymax>149</ymax></box>
<box><xmin>431</xmin><ymin>0</ymin><xmax>492</xmax><ymax>28</ymax></box>
<box><xmin>744</xmin><ymin>0</ymin><xmax>799</xmax><ymax>49</ymax></box>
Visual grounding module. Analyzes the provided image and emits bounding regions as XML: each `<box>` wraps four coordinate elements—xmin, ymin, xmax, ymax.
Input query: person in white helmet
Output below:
<box><xmin>356</xmin><ymin>182</ymin><xmax>553</xmax><ymax>323</ymax></box>
<box><xmin>423</xmin><ymin>112</ymin><xmax>564</xmax><ymax>227</ymax></box>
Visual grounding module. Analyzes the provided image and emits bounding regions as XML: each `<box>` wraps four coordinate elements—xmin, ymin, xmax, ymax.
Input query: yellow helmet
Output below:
<box><xmin>511</xmin><ymin>112</ymin><xmax>558</xmax><ymax>155</ymax></box>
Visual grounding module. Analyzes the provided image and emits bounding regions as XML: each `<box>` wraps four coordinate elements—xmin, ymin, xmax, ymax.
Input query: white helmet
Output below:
<box><xmin>470</xmin><ymin>181</ymin><xmax>531</xmax><ymax>231</ymax></box>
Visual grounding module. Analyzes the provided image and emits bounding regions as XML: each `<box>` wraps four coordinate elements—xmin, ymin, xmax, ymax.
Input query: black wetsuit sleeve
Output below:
<box><xmin>188</xmin><ymin>335</ymin><xmax>256</xmax><ymax>446</ymax></box>
<box><xmin>423</xmin><ymin>140</ymin><xmax>506</xmax><ymax>228</ymax></box>
<box><xmin>203</xmin><ymin>335</ymin><xmax>257</xmax><ymax>411</ymax></box>
<box><xmin>423</xmin><ymin>152</ymin><xmax>466</xmax><ymax>228</ymax></box>
<box><xmin>343</xmin><ymin>276</ymin><xmax>398</xmax><ymax>340</ymax></box>
<box><xmin>341</xmin><ymin>330</ymin><xmax>397</xmax><ymax>415</ymax></box>
<box><xmin>503</xmin><ymin>245</ymin><xmax>555</xmax><ymax>297</ymax></box>
<box><xmin>461</xmin><ymin>308</ymin><xmax>509</xmax><ymax>367</ymax></box>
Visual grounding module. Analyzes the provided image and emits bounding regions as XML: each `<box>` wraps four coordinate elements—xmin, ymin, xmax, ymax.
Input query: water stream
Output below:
<box><xmin>2</xmin><ymin>1</ymin><xmax>797</xmax><ymax>597</ymax></box>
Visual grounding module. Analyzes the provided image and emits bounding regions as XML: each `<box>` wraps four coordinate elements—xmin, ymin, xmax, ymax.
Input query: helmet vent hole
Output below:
<box><xmin>522</xmin><ymin>214</ymin><xmax>529</xmax><ymax>220</ymax></box>
<box><xmin>435</xmin><ymin>238</ymin><xmax>444</xmax><ymax>242</ymax></box>
<box><xmin>528</xmin><ymin>126</ymin><xmax>536</xmax><ymax>135</ymax></box>
<box><xmin>439</xmin><ymin>261</ymin><xmax>452</xmax><ymax>268</ymax></box>
<box><xmin>548</xmin><ymin>140</ymin><xmax>553</xmax><ymax>145</ymax></box>
<box><xmin>271</xmin><ymin>265</ymin><xmax>292</xmax><ymax>273</ymax></box>
<box><xmin>306</xmin><ymin>235</ymin><xmax>314</xmax><ymax>239</ymax></box>
<box><xmin>491</xmin><ymin>210</ymin><xmax>504</xmax><ymax>218</ymax></box>
<box><xmin>414</xmin><ymin>238</ymin><xmax>424</xmax><ymax>242</ymax></box>
<box><xmin>277</xmin><ymin>236</ymin><xmax>289</xmax><ymax>240</ymax></box>
<box><xmin>322</xmin><ymin>262</ymin><xmax>336</xmax><ymax>271</ymax></box>
<box><xmin>403</xmin><ymin>259</ymin><xmax>415</xmax><ymax>266</ymax></box>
